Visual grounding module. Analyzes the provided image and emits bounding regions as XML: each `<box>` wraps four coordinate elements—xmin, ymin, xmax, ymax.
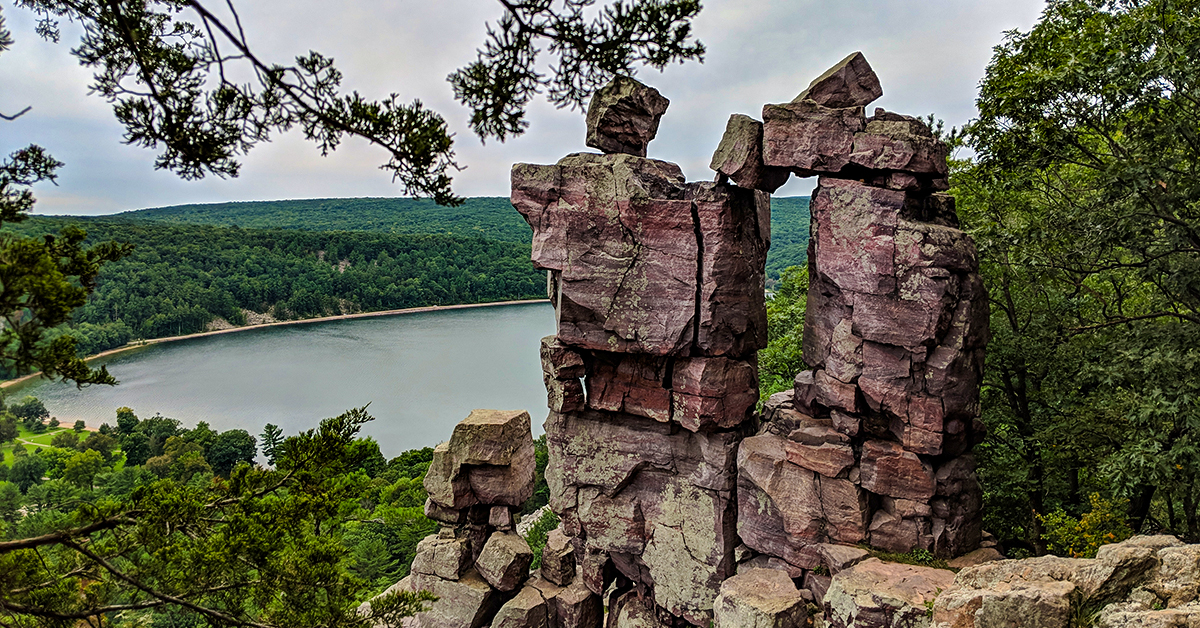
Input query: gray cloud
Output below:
<box><xmin>0</xmin><ymin>0</ymin><xmax>1046</xmax><ymax>215</ymax></box>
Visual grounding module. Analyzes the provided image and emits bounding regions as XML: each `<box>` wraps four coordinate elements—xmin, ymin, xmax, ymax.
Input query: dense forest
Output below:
<box><xmin>119</xmin><ymin>197</ymin><xmax>535</xmax><ymax>244</ymax></box>
<box><xmin>2</xmin><ymin>218</ymin><xmax>546</xmax><ymax>364</ymax></box>
<box><xmin>0</xmin><ymin>398</ymin><xmax>556</xmax><ymax>625</ymax></box>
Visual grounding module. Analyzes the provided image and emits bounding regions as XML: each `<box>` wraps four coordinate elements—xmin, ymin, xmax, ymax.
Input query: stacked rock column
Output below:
<box><xmin>712</xmin><ymin>53</ymin><xmax>989</xmax><ymax>592</ymax></box>
<box><xmin>514</xmin><ymin>77</ymin><xmax>770</xmax><ymax>626</ymax></box>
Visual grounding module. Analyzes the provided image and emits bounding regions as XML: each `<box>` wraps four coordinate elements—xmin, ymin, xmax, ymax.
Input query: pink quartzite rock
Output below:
<box><xmin>585</xmin><ymin>353</ymin><xmax>672</xmax><ymax>422</ymax></box>
<box><xmin>383</xmin><ymin>568</ymin><xmax>503</xmax><ymax>628</ymax></box>
<box><xmin>514</xmin><ymin>155</ymin><xmax>768</xmax><ymax>360</ymax></box>
<box><xmin>491</xmin><ymin>582</ymin><xmax>550</xmax><ymax>628</ymax></box>
<box><xmin>793</xmin><ymin>51</ymin><xmax>883</xmax><ymax>108</ymax></box>
<box><xmin>810</xmin><ymin>178</ymin><xmax>904</xmax><ymax>296</ymax></box>
<box><xmin>411</xmin><ymin>531</ymin><xmax>472</xmax><ymax>581</ymax></box>
<box><xmin>671</xmin><ymin>356</ymin><xmax>759</xmax><ymax>431</ymax></box>
<box><xmin>849</xmin><ymin>110</ymin><xmax>950</xmax><ymax>177</ymax></box>
<box><xmin>824</xmin><ymin>558</ymin><xmax>954</xmax><ymax>628</ymax></box>
<box><xmin>476</xmin><ymin>531</ymin><xmax>534</xmax><ymax>592</ymax></box>
<box><xmin>586</xmin><ymin>76</ymin><xmax>670</xmax><ymax>157</ymax></box>
<box><xmin>762</xmin><ymin>100</ymin><xmax>866</xmax><ymax>176</ymax></box>
<box><xmin>555</xmin><ymin>579</ymin><xmax>604</xmax><ymax>628</ymax></box>
<box><xmin>690</xmin><ymin>181</ymin><xmax>771</xmax><ymax>357</ymax></box>
<box><xmin>541</xmin><ymin>335</ymin><xmax>586</xmax><ymax>380</ymax></box>
<box><xmin>541</xmin><ymin>527</ymin><xmax>576</xmax><ymax>587</ymax></box>
<box><xmin>713</xmin><ymin>568</ymin><xmax>809</xmax><ymax>628</ymax></box>
<box><xmin>710</xmin><ymin>114</ymin><xmax>791</xmax><ymax>192</ymax></box>
<box><xmin>860</xmin><ymin>440</ymin><xmax>935</xmax><ymax>501</ymax></box>
<box><xmin>512</xmin><ymin>153</ymin><xmax>694</xmax><ymax>355</ymax></box>
<box><xmin>544</xmin><ymin>409</ymin><xmax>739</xmax><ymax>624</ymax></box>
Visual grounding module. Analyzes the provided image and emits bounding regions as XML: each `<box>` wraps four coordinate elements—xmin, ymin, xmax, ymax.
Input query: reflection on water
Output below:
<box><xmin>12</xmin><ymin>302</ymin><xmax>556</xmax><ymax>457</ymax></box>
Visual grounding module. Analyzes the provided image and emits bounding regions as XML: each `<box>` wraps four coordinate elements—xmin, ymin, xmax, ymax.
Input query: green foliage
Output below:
<box><xmin>206</xmin><ymin>428</ymin><xmax>257</xmax><ymax>477</ymax></box>
<box><xmin>525</xmin><ymin>508</ymin><xmax>561</xmax><ymax>570</ymax></box>
<box><xmin>1040</xmin><ymin>494</ymin><xmax>1134</xmax><ymax>559</ymax></box>
<box><xmin>122</xmin><ymin>197</ymin><xmax>535</xmax><ymax>243</ymax></box>
<box><xmin>449</xmin><ymin>0</ymin><xmax>705</xmax><ymax>141</ymax></box>
<box><xmin>9</xmin><ymin>453</ymin><xmax>45</xmax><ymax>493</ymax></box>
<box><xmin>765</xmin><ymin>197</ymin><xmax>810</xmax><ymax>281</ymax></box>
<box><xmin>1</xmin><ymin>218</ymin><xmax>546</xmax><ymax>362</ymax></box>
<box><xmin>0</xmin><ymin>143</ymin><xmax>131</xmax><ymax>387</ymax></box>
<box><xmin>961</xmin><ymin>0</ymin><xmax>1200</xmax><ymax>547</ymax></box>
<box><xmin>261</xmin><ymin>423</ymin><xmax>284</xmax><ymax>466</ymax></box>
<box><xmin>759</xmin><ymin>266</ymin><xmax>809</xmax><ymax>403</ymax></box>
<box><xmin>49</xmin><ymin>430</ymin><xmax>79</xmax><ymax>450</ymax></box>
<box><xmin>71</xmin><ymin>419</ymin><xmax>84</xmax><ymax>432</ymax></box>
<box><xmin>0</xmin><ymin>406</ymin><xmax>436</xmax><ymax>625</ymax></box>
<box><xmin>523</xmin><ymin>434</ymin><xmax>550</xmax><ymax>515</ymax></box>
<box><xmin>868</xmin><ymin>546</ymin><xmax>949</xmax><ymax>570</ymax></box>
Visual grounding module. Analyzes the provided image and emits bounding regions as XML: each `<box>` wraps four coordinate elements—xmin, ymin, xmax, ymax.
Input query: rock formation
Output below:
<box><xmin>507</xmin><ymin>53</ymin><xmax>986</xmax><ymax>626</ymax></box>
<box><xmin>721</xmin><ymin>53</ymin><xmax>989</xmax><ymax>583</ymax></box>
<box><xmin>934</xmin><ymin>536</ymin><xmax>1200</xmax><ymax>628</ymax></box>
<box><xmin>514</xmin><ymin>73</ymin><xmax>768</xmax><ymax>624</ymax></box>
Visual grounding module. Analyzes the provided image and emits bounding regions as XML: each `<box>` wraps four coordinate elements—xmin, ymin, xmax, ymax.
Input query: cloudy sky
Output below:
<box><xmin>1</xmin><ymin>0</ymin><xmax>1047</xmax><ymax>216</ymax></box>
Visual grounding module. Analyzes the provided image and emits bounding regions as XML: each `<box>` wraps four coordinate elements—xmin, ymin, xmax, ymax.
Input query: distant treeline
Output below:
<box><xmin>4</xmin><ymin>218</ymin><xmax>546</xmax><ymax>365</ymax></box>
<box><xmin>119</xmin><ymin>195</ymin><xmax>812</xmax><ymax>280</ymax></box>
<box><xmin>117</xmin><ymin>197</ymin><xmax>535</xmax><ymax>244</ymax></box>
<box><xmin>766</xmin><ymin>196</ymin><xmax>810</xmax><ymax>281</ymax></box>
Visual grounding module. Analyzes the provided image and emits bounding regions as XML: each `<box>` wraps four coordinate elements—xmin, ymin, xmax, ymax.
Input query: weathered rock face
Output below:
<box><xmin>732</xmin><ymin>52</ymin><xmax>987</xmax><ymax>579</ymax></box>
<box><xmin>504</xmin><ymin>56</ymin><xmax>987</xmax><ymax>628</ymax></box>
<box><xmin>585</xmin><ymin>76</ymin><xmax>670</xmax><ymax>157</ymax></box>
<box><xmin>713</xmin><ymin>568</ymin><xmax>809</xmax><ymax>628</ymax></box>
<box><xmin>933</xmin><ymin>536</ymin><xmax>1200</xmax><ymax>628</ymax></box>
<box><xmin>824</xmin><ymin>558</ymin><xmax>954</xmax><ymax>628</ymax></box>
<box><xmin>514</xmin><ymin>74</ymin><xmax>774</xmax><ymax>627</ymax></box>
<box><xmin>424</xmin><ymin>409</ymin><xmax>537</xmax><ymax>513</ymax></box>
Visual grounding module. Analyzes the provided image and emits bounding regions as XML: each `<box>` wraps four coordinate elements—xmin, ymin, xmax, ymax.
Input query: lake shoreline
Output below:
<box><xmin>1</xmin><ymin>298</ymin><xmax>549</xmax><ymax>390</ymax></box>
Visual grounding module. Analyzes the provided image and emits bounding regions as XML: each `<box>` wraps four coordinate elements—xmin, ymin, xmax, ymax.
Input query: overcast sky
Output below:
<box><xmin>1</xmin><ymin>0</ymin><xmax>1047</xmax><ymax>216</ymax></box>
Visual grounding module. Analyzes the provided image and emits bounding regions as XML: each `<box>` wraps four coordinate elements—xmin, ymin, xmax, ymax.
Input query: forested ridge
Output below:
<box><xmin>1</xmin><ymin>217</ymin><xmax>546</xmax><ymax>365</ymax></box>
<box><xmin>119</xmin><ymin>197</ymin><xmax>535</xmax><ymax>243</ymax></box>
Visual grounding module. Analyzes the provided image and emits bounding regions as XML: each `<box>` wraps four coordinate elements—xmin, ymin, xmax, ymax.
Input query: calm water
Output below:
<box><xmin>11</xmin><ymin>302</ymin><xmax>556</xmax><ymax>457</ymax></box>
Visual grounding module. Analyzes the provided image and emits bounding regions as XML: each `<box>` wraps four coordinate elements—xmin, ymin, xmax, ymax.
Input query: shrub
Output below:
<box><xmin>1039</xmin><ymin>494</ymin><xmax>1133</xmax><ymax>558</ymax></box>
<box><xmin>523</xmin><ymin>508</ymin><xmax>560</xmax><ymax>570</ymax></box>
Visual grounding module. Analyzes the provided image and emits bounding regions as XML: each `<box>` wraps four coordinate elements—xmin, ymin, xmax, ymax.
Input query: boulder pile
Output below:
<box><xmin>380</xmin><ymin>409</ymin><xmax>602</xmax><ymax>628</ymax></box>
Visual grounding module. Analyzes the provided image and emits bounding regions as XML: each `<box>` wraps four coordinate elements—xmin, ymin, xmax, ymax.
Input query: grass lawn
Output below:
<box><xmin>1</xmin><ymin>422</ymin><xmax>88</xmax><ymax>465</ymax></box>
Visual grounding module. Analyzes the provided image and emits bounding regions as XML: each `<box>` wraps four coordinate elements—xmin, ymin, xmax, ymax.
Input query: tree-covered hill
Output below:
<box><xmin>767</xmin><ymin>196</ymin><xmax>810</xmax><ymax>280</ymax></box>
<box><xmin>113</xmin><ymin>195</ymin><xmax>812</xmax><ymax>279</ymax></box>
<box><xmin>3</xmin><ymin>218</ymin><xmax>546</xmax><ymax>362</ymax></box>
<box><xmin>116</xmin><ymin>197</ymin><xmax>535</xmax><ymax>243</ymax></box>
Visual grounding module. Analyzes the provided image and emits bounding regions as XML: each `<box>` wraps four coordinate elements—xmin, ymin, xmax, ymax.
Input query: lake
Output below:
<box><xmin>10</xmin><ymin>302</ymin><xmax>556</xmax><ymax>457</ymax></box>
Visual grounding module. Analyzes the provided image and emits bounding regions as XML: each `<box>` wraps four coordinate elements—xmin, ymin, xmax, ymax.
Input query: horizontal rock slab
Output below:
<box><xmin>714</xmin><ymin>568</ymin><xmax>809</xmax><ymax>628</ymax></box>
<box><xmin>793</xmin><ymin>51</ymin><xmax>882</xmax><ymax>108</ymax></box>
<box><xmin>762</xmin><ymin>100</ymin><xmax>866</xmax><ymax>176</ymax></box>
<box><xmin>710</xmin><ymin>113</ymin><xmax>790</xmax><ymax>193</ymax></box>
<box><xmin>585</xmin><ymin>76</ymin><xmax>670</xmax><ymax>157</ymax></box>
<box><xmin>849</xmin><ymin>110</ymin><xmax>949</xmax><ymax>177</ymax></box>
